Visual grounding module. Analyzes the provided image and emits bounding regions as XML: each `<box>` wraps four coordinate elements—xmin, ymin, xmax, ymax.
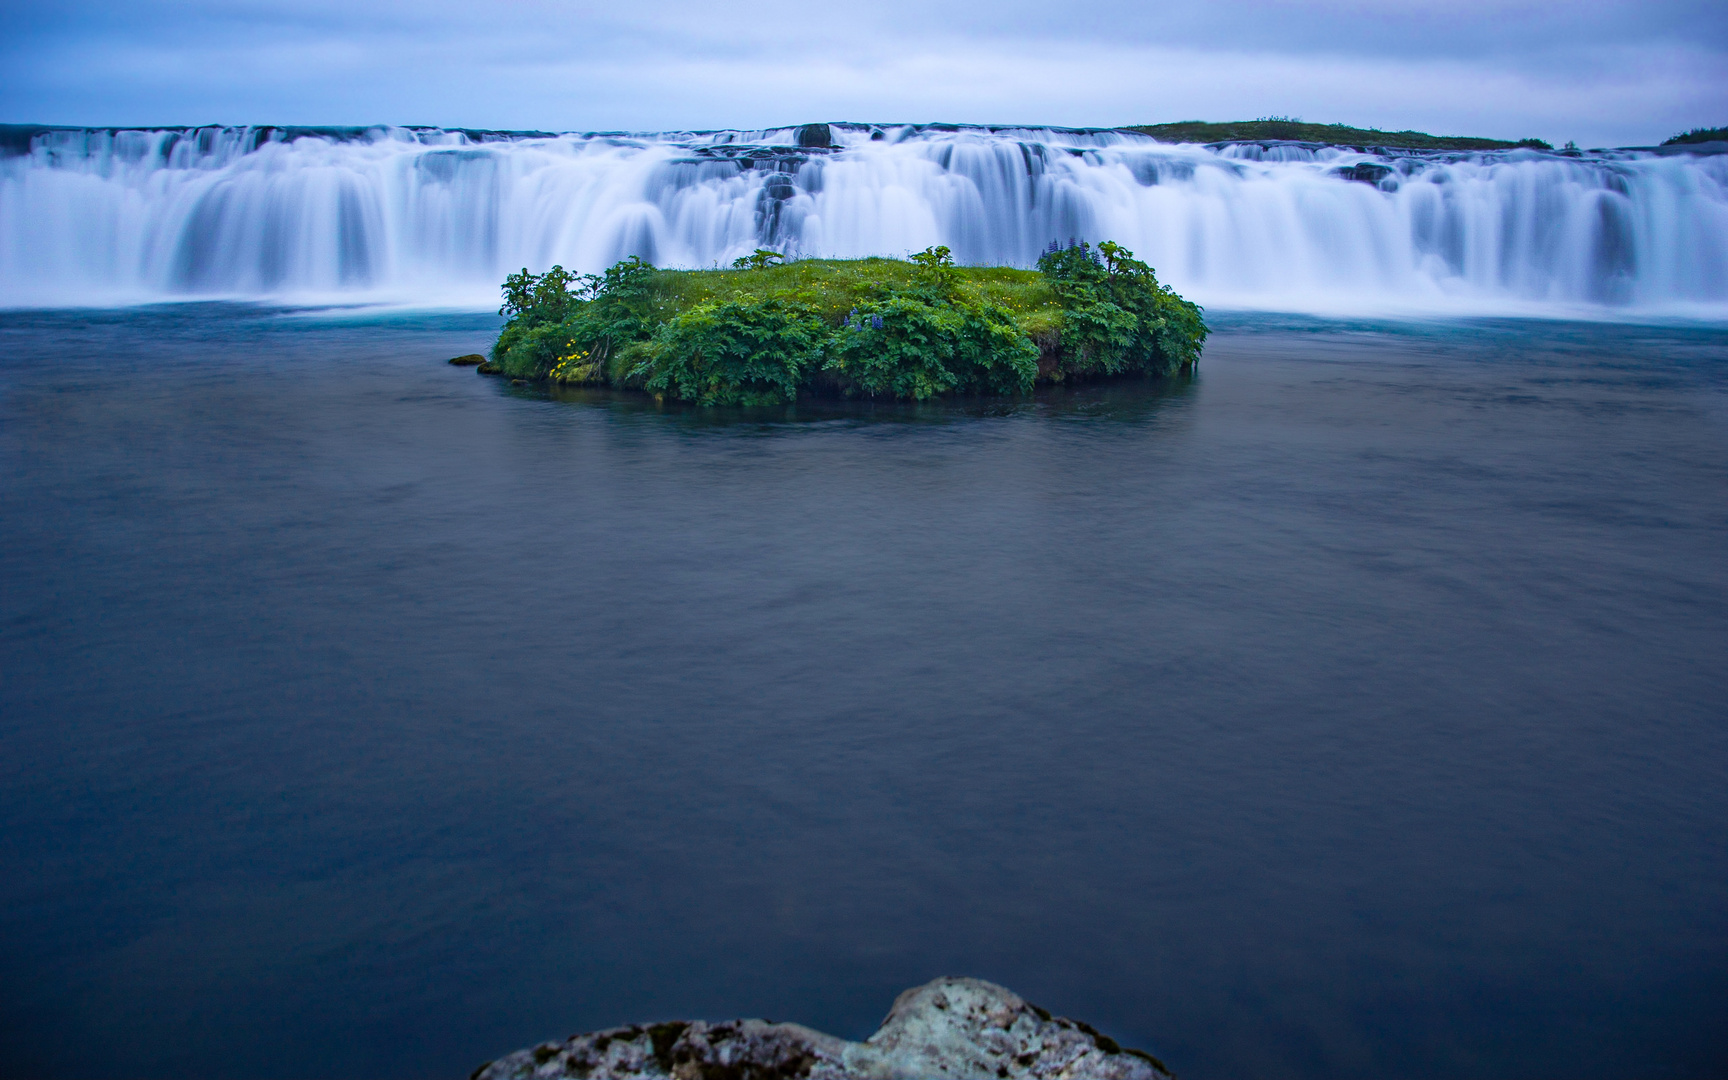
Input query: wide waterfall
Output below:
<box><xmin>3</xmin><ymin>122</ymin><xmax>1725</xmax><ymax>316</ymax></box>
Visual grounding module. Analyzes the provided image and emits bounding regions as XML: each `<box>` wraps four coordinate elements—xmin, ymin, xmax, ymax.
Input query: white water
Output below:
<box><xmin>3</xmin><ymin>123</ymin><xmax>1726</xmax><ymax>317</ymax></box>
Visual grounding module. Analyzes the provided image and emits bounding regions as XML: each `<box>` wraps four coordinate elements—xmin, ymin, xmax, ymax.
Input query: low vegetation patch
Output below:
<box><xmin>1663</xmin><ymin>126</ymin><xmax>1728</xmax><ymax>146</ymax></box>
<box><xmin>485</xmin><ymin>244</ymin><xmax>1206</xmax><ymax>404</ymax></box>
<box><xmin>1126</xmin><ymin>119</ymin><xmax>1552</xmax><ymax>151</ymax></box>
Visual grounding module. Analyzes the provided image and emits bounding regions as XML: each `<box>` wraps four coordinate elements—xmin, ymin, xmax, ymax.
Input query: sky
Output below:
<box><xmin>1</xmin><ymin>0</ymin><xmax>1724</xmax><ymax>147</ymax></box>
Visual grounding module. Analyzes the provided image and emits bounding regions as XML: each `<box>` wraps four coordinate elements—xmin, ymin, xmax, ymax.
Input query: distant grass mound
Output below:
<box><xmin>1124</xmin><ymin>120</ymin><xmax>1551</xmax><ymax>152</ymax></box>
<box><xmin>1663</xmin><ymin>126</ymin><xmax>1728</xmax><ymax>145</ymax></box>
<box><xmin>484</xmin><ymin>245</ymin><xmax>1206</xmax><ymax>404</ymax></box>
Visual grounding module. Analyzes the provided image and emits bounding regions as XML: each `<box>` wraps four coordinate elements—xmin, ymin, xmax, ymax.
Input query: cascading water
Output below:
<box><xmin>2</xmin><ymin>122</ymin><xmax>1725</xmax><ymax>316</ymax></box>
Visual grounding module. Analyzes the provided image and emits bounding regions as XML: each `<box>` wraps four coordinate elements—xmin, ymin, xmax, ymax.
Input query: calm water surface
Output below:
<box><xmin>1</xmin><ymin>308</ymin><xmax>1724</xmax><ymax>1079</ymax></box>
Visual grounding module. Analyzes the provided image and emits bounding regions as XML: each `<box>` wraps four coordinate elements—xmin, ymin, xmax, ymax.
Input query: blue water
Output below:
<box><xmin>1</xmin><ymin>307</ymin><xmax>1724</xmax><ymax>1079</ymax></box>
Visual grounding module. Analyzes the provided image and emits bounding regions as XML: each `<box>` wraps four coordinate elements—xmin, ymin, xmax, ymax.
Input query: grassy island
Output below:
<box><xmin>484</xmin><ymin>244</ymin><xmax>1206</xmax><ymax>404</ymax></box>
<box><xmin>1125</xmin><ymin>120</ymin><xmax>1552</xmax><ymax>152</ymax></box>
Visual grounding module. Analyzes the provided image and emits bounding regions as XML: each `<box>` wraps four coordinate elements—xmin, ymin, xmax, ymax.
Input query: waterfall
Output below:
<box><xmin>2</xmin><ymin>122</ymin><xmax>1725</xmax><ymax>316</ymax></box>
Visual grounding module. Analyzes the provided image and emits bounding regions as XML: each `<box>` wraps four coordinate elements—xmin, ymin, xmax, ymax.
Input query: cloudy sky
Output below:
<box><xmin>1</xmin><ymin>0</ymin><xmax>1723</xmax><ymax>147</ymax></box>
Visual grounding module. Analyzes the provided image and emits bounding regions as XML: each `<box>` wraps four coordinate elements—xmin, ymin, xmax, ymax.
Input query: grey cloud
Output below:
<box><xmin>0</xmin><ymin>0</ymin><xmax>1723</xmax><ymax>144</ymax></box>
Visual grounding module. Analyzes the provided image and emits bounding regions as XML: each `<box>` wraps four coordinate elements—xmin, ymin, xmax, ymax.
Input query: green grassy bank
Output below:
<box><xmin>484</xmin><ymin>244</ymin><xmax>1206</xmax><ymax>404</ymax></box>
<box><xmin>1124</xmin><ymin>120</ymin><xmax>1552</xmax><ymax>151</ymax></box>
<box><xmin>1664</xmin><ymin>126</ymin><xmax>1728</xmax><ymax>145</ymax></box>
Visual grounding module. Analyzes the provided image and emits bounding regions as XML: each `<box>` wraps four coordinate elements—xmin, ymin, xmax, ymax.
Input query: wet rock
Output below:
<box><xmin>449</xmin><ymin>353</ymin><xmax>487</xmax><ymax>366</ymax></box>
<box><xmin>795</xmin><ymin>123</ymin><xmax>834</xmax><ymax>149</ymax></box>
<box><xmin>471</xmin><ymin>977</ymin><xmax>1171</xmax><ymax>1080</ymax></box>
<box><xmin>1334</xmin><ymin>162</ymin><xmax>1394</xmax><ymax>186</ymax></box>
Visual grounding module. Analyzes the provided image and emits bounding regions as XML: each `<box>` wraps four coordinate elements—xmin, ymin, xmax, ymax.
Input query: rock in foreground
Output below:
<box><xmin>473</xmin><ymin>977</ymin><xmax>1171</xmax><ymax>1080</ymax></box>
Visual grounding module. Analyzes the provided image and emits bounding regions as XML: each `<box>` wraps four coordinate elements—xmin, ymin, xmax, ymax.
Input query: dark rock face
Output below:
<box><xmin>1334</xmin><ymin>162</ymin><xmax>1395</xmax><ymax>186</ymax></box>
<box><xmin>472</xmin><ymin>977</ymin><xmax>1171</xmax><ymax>1080</ymax></box>
<box><xmin>795</xmin><ymin>124</ymin><xmax>834</xmax><ymax>149</ymax></box>
<box><xmin>448</xmin><ymin>353</ymin><xmax>486</xmax><ymax>365</ymax></box>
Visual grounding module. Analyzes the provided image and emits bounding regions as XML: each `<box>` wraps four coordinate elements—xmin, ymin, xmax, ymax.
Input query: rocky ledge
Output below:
<box><xmin>472</xmin><ymin>977</ymin><xmax>1171</xmax><ymax>1080</ymax></box>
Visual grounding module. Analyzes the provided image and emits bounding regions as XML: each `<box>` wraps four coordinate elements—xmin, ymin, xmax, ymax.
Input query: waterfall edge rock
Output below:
<box><xmin>795</xmin><ymin>123</ymin><xmax>834</xmax><ymax>149</ymax></box>
<box><xmin>472</xmin><ymin>976</ymin><xmax>1172</xmax><ymax>1080</ymax></box>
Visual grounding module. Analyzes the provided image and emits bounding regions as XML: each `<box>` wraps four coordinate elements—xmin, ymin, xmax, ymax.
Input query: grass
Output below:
<box><xmin>651</xmin><ymin>258</ymin><xmax>1065</xmax><ymax>338</ymax></box>
<box><xmin>1123</xmin><ymin>120</ymin><xmax>1552</xmax><ymax>151</ymax></box>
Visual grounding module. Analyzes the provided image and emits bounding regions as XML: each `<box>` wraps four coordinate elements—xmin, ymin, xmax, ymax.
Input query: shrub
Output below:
<box><xmin>493</xmin><ymin>257</ymin><xmax>660</xmax><ymax>379</ymax></box>
<box><xmin>824</xmin><ymin>294</ymin><xmax>1037</xmax><ymax>399</ymax></box>
<box><xmin>637</xmin><ymin>298</ymin><xmax>828</xmax><ymax>405</ymax></box>
<box><xmin>499</xmin><ymin>264</ymin><xmax>589</xmax><ymax>325</ymax></box>
<box><xmin>731</xmin><ymin>249</ymin><xmax>785</xmax><ymax>270</ymax></box>
<box><xmin>1036</xmin><ymin>240</ymin><xmax>1206</xmax><ymax>377</ymax></box>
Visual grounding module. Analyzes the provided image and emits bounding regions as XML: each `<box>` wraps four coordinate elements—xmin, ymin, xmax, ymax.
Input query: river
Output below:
<box><xmin>1</xmin><ymin>305</ymin><xmax>1723</xmax><ymax>1077</ymax></box>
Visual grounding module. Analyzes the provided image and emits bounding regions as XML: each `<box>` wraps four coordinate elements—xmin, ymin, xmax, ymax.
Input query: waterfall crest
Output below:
<box><xmin>3</xmin><ymin>123</ymin><xmax>1724</xmax><ymax>316</ymax></box>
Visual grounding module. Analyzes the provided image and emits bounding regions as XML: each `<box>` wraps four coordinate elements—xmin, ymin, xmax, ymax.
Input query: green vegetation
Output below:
<box><xmin>1124</xmin><ymin>119</ymin><xmax>1551</xmax><ymax>151</ymax></box>
<box><xmin>1664</xmin><ymin>126</ymin><xmax>1728</xmax><ymax>145</ymax></box>
<box><xmin>646</xmin><ymin>1022</ymin><xmax>689</xmax><ymax>1072</ymax></box>
<box><xmin>485</xmin><ymin>244</ymin><xmax>1206</xmax><ymax>404</ymax></box>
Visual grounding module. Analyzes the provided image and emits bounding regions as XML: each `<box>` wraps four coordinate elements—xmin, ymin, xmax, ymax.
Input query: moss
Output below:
<box><xmin>1069</xmin><ymin>1019</ymin><xmax>1118</xmax><ymax>1053</ymax></box>
<box><xmin>677</xmin><ymin>1054</ymin><xmax>817</xmax><ymax>1080</ymax></box>
<box><xmin>647</xmin><ymin>1021</ymin><xmax>689</xmax><ymax>1071</ymax></box>
<box><xmin>1062</xmin><ymin>1018</ymin><xmax>1172</xmax><ymax>1076</ymax></box>
<box><xmin>448</xmin><ymin>353</ymin><xmax>486</xmax><ymax>365</ymax></box>
<box><xmin>593</xmin><ymin>1025</ymin><xmax>639</xmax><ymax>1053</ymax></box>
<box><xmin>1125</xmin><ymin>120</ymin><xmax>1550</xmax><ymax>151</ymax></box>
<box><xmin>1125</xmin><ymin>1046</ymin><xmax>1174</xmax><ymax>1076</ymax></box>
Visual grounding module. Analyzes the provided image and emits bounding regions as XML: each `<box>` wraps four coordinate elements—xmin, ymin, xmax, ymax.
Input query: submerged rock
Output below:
<box><xmin>449</xmin><ymin>353</ymin><xmax>487</xmax><ymax>366</ymax></box>
<box><xmin>472</xmin><ymin>977</ymin><xmax>1171</xmax><ymax>1080</ymax></box>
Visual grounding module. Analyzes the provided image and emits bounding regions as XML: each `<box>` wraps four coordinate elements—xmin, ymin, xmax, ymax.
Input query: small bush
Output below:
<box><xmin>499</xmin><ymin>264</ymin><xmax>589</xmax><ymax>325</ymax></box>
<box><xmin>732</xmin><ymin>249</ymin><xmax>786</xmax><ymax>270</ymax></box>
<box><xmin>824</xmin><ymin>294</ymin><xmax>1037</xmax><ymax>399</ymax></box>
<box><xmin>638</xmin><ymin>298</ymin><xmax>828</xmax><ymax>405</ymax></box>
<box><xmin>1037</xmin><ymin>240</ymin><xmax>1207</xmax><ymax>377</ymax></box>
<box><xmin>492</xmin><ymin>257</ymin><xmax>659</xmax><ymax>379</ymax></box>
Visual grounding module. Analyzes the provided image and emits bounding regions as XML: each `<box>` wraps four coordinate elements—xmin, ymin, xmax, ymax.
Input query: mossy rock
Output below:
<box><xmin>448</xmin><ymin>353</ymin><xmax>486</xmax><ymax>366</ymax></box>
